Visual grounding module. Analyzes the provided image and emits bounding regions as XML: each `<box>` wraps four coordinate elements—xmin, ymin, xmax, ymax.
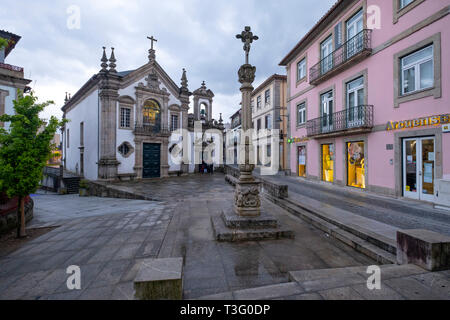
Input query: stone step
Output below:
<box><xmin>221</xmin><ymin>210</ymin><xmax>278</xmax><ymax>229</ymax></box>
<box><xmin>269</xmin><ymin>196</ymin><xmax>396</xmax><ymax>263</ymax></box>
<box><xmin>284</xmin><ymin>196</ymin><xmax>397</xmax><ymax>254</ymax></box>
<box><xmin>288</xmin><ymin>264</ymin><xmax>428</xmax><ymax>293</ymax></box>
<box><xmin>196</xmin><ymin>264</ymin><xmax>430</xmax><ymax>300</ymax></box>
<box><xmin>211</xmin><ymin>215</ymin><xmax>294</xmax><ymax>242</ymax></box>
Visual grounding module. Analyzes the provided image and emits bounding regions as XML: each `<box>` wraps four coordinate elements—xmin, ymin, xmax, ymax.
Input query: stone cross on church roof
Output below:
<box><xmin>147</xmin><ymin>36</ymin><xmax>158</xmax><ymax>50</ymax></box>
<box><xmin>147</xmin><ymin>35</ymin><xmax>158</xmax><ymax>62</ymax></box>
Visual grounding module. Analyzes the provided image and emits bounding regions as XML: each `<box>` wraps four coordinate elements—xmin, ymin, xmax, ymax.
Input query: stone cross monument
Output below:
<box><xmin>211</xmin><ymin>26</ymin><xmax>294</xmax><ymax>242</ymax></box>
<box><xmin>234</xmin><ymin>26</ymin><xmax>261</xmax><ymax>217</ymax></box>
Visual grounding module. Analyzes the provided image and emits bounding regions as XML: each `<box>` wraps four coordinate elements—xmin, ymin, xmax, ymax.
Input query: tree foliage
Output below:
<box><xmin>0</xmin><ymin>37</ymin><xmax>8</xmax><ymax>50</ymax></box>
<box><xmin>0</xmin><ymin>91</ymin><xmax>66</xmax><ymax>198</ymax></box>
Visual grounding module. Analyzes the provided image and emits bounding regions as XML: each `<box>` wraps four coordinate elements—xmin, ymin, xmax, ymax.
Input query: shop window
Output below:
<box><xmin>298</xmin><ymin>146</ymin><xmax>306</xmax><ymax>177</ymax></box>
<box><xmin>347</xmin><ymin>141</ymin><xmax>365</xmax><ymax>189</ymax></box>
<box><xmin>322</xmin><ymin>144</ymin><xmax>334</xmax><ymax>182</ymax></box>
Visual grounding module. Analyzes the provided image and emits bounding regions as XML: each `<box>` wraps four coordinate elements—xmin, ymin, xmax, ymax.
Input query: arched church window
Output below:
<box><xmin>143</xmin><ymin>99</ymin><xmax>161</xmax><ymax>126</ymax></box>
<box><xmin>200</xmin><ymin>102</ymin><xmax>207</xmax><ymax>117</ymax></box>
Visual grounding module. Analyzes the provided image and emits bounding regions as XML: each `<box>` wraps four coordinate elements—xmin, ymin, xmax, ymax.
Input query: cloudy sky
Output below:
<box><xmin>1</xmin><ymin>0</ymin><xmax>335</xmax><ymax>123</ymax></box>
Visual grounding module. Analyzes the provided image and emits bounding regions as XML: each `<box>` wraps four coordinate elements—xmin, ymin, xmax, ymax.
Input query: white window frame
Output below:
<box><xmin>297</xmin><ymin>102</ymin><xmax>306</xmax><ymax>126</ymax></box>
<box><xmin>297</xmin><ymin>58</ymin><xmax>306</xmax><ymax>81</ymax></box>
<box><xmin>401</xmin><ymin>45</ymin><xmax>434</xmax><ymax>95</ymax></box>
<box><xmin>257</xmin><ymin>96</ymin><xmax>262</xmax><ymax>109</ymax></box>
<box><xmin>120</xmin><ymin>107</ymin><xmax>131</xmax><ymax>128</ymax></box>
<box><xmin>265</xmin><ymin>89</ymin><xmax>270</xmax><ymax>105</ymax></box>
<box><xmin>171</xmin><ymin>114</ymin><xmax>179</xmax><ymax>131</ymax></box>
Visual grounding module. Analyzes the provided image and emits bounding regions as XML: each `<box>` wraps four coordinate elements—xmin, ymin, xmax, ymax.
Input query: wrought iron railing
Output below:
<box><xmin>306</xmin><ymin>105</ymin><xmax>373</xmax><ymax>137</ymax></box>
<box><xmin>310</xmin><ymin>29</ymin><xmax>372</xmax><ymax>83</ymax></box>
<box><xmin>134</xmin><ymin>123</ymin><xmax>169</xmax><ymax>135</ymax></box>
<box><xmin>0</xmin><ymin>62</ymin><xmax>24</xmax><ymax>73</ymax></box>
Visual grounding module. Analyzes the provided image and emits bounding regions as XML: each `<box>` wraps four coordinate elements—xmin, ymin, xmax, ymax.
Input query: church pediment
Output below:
<box><xmin>119</xmin><ymin>61</ymin><xmax>180</xmax><ymax>99</ymax></box>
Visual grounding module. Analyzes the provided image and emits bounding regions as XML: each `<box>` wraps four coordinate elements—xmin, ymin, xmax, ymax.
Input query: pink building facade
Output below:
<box><xmin>280</xmin><ymin>0</ymin><xmax>450</xmax><ymax>206</ymax></box>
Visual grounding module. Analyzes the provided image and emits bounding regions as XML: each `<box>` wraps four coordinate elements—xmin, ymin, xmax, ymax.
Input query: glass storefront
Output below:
<box><xmin>403</xmin><ymin>137</ymin><xmax>435</xmax><ymax>202</ymax></box>
<box><xmin>298</xmin><ymin>146</ymin><xmax>306</xmax><ymax>177</ymax></box>
<box><xmin>347</xmin><ymin>141</ymin><xmax>365</xmax><ymax>189</ymax></box>
<box><xmin>322</xmin><ymin>144</ymin><xmax>334</xmax><ymax>182</ymax></box>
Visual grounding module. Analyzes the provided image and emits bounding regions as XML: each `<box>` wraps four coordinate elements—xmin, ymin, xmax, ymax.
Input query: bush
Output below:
<box><xmin>79</xmin><ymin>179</ymin><xmax>89</xmax><ymax>189</ymax></box>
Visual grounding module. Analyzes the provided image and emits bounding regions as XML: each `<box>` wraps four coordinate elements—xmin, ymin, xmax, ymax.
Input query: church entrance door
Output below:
<box><xmin>143</xmin><ymin>143</ymin><xmax>161</xmax><ymax>178</ymax></box>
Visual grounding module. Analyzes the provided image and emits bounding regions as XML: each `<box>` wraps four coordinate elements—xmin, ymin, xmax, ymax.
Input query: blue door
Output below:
<box><xmin>143</xmin><ymin>143</ymin><xmax>160</xmax><ymax>178</ymax></box>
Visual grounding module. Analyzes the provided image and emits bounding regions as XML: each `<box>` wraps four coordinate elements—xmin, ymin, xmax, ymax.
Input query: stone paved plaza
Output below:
<box><xmin>0</xmin><ymin>174</ymin><xmax>381</xmax><ymax>300</ymax></box>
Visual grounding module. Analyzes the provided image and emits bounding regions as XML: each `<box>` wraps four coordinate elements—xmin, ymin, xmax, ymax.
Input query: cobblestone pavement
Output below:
<box><xmin>0</xmin><ymin>174</ymin><xmax>378</xmax><ymax>300</ymax></box>
<box><xmin>261</xmin><ymin>174</ymin><xmax>450</xmax><ymax>236</ymax></box>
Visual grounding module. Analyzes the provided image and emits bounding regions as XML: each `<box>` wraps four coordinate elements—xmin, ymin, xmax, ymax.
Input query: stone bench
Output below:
<box><xmin>134</xmin><ymin>257</ymin><xmax>183</xmax><ymax>300</ymax></box>
<box><xmin>117</xmin><ymin>173</ymin><xmax>137</xmax><ymax>181</ymax></box>
<box><xmin>397</xmin><ymin>229</ymin><xmax>450</xmax><ymax>271</ymax></box>
<box><xmin>261</xmin><ymin>179</ymin><xmax>288</xmax><ymax>199</ymax></box>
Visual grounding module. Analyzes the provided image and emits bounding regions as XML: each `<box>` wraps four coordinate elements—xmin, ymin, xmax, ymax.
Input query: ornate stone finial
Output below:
<box><xmin>64</xmin><ymin>92</ymin><xmax>68</xmax><ymax>103</ymax></box>
<box><xmin>147</xmin><ymin>35</ymin><xmax>157</xmax><ymax>62</ymax></box>
<box><xmin>180</xmin><ymin>68</ymin><xmax>189</xmax><ymax>94</ymax></box>
<box><xmin>201</xmin><ymin>80</ymin><xmax>206</xmax><ymax>89</ymax></box>
<box><xmin>108</xmin><ymin>47</ymin><xmax>117</xmax><ymax>73</ymax></box>
<box><xmin>219</xmin><ymin>113</ymin><xmax>223</xmax><ymax>124</ymax></box>
<box><xmin>100</xmin><ymin>46</ymin><xmax>108</xmax><ymax>72</ymax></box>
<box><xmin>236</xmin><ymin>26</ymin><xmax>259</xmax><ymax>64</ymax></box>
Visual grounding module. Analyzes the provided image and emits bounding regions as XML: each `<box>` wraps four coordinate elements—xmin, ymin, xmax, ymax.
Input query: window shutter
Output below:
<box><xmin>334</xmin><ymin>22</ymin><xmax>342</xmax><ymax>49</ymax></box>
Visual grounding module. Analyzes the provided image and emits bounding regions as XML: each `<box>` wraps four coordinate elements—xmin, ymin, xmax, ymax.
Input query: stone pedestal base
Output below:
<box><xmin>234</xmin><ymin>179</ymin><xmax>261</xmax><ymax>217</ymax></box>
<box><xmin>211</xmin><ymin>209</ymin><xmax>294</xmax><ymax>242</ymax></box>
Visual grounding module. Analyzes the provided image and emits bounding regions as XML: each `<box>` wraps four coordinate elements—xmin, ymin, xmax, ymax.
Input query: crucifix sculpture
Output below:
<box><xmin>147</xmin><ymin>36</ymin><xmax>158</xmax><ymax>50</ymax></box>
<box><xmin>236</xmin><ymin>26</ymin><xmax>259</xmax><ymax>64</ymax></box>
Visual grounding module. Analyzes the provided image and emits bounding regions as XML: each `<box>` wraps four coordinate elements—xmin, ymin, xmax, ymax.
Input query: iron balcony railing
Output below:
<box><xmin>310</xmin><ymin>29</ymin><xmax>372</xmax><ymax>84</ymax></box>
<box><xmin>306</xmin><ymin>105</ymin><xmax>374</xmax><ymax>137</ymax></box>
<box><xmin>134</xmin><ymin>122</ymin><xmax>169</xmax><ymax>135</ymax></box>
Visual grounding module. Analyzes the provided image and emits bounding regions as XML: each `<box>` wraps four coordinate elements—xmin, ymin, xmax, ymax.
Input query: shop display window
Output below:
<box><xmin>347</xmin><ymin>141</ymin><xmax>365</xmax><ymax>189</ymax></box>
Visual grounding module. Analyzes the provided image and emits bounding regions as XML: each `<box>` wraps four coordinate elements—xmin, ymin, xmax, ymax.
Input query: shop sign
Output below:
<box><xmin>287</xmin><ymin>136</ymin><xmax>309</xmax><ymax>144</ymax></box>
<box><xmin>443</xmin><ymin>124</ymin><xmax>450</xmax><ymax>133</ymax></box>
<box><xmin>386</xmin><ymin>114</ymin><xmax>450</xmax><ymax>131</ymax></box>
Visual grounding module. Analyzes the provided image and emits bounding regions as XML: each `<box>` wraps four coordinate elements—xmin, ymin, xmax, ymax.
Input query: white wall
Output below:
<box><xmin>0</xmin><ymin>84</ymin><xmax>16</xmax><ymax>131</ymax></box>
<box><xmin>64</xmin><ymin>88</ymin><xmax>99</xmax><ymax>180</ymax></box>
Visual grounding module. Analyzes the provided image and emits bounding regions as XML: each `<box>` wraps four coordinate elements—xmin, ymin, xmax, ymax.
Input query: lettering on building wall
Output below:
<box><xmin>386</xmin><ymin>114</ymin><xmax>450</xmax><ymax>131</ymax></box>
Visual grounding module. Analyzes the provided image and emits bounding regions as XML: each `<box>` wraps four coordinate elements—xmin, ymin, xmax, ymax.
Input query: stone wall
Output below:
<box><xmin>224</xmin><ymin>165</ymin><xmax>288</xmax><ymax>199</ymax></box>
<box><xmin>87</xmin><ymin>181</ymin><xmax>152</xmax><ymax>200</ymax></box>
<box><xmin>0</xmin><ymin>195</ymin><xmax>34</xmax><ymax>235</ymax></box>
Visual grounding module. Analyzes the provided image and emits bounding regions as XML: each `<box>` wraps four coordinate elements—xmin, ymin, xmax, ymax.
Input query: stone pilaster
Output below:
<box><xmin>98</xmin><ymin>73</ymin><xmax>120</xmax><ymax>180</ymax></box>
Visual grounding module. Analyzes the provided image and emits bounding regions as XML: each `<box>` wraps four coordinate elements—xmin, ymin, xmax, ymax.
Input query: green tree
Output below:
<box><xmin>0</xmin><ymin>37</ymin><xmax>8</xmax><ymax>50</ymax></box>
<box><xmin>0</xmin><ymin>91</ymin><xmax>66</xmax><ymax>237</ymax></box>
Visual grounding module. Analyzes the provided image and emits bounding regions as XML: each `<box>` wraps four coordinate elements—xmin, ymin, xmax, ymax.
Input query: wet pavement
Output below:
<box><xmin>0</xmin><ymin>174</ymin><xmax>376</xmax><ymax>299</ymax></box>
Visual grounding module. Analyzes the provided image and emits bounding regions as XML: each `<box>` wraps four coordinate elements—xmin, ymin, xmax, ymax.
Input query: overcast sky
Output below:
<box><xmin>1</xmin><ymin>0</ymin><xmax>335</xmax><ymax>123</ymax></box>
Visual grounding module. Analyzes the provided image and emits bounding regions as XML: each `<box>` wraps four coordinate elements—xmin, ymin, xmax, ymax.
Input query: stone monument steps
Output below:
<box><xmin>268</xmin><ymin>195</ymin><xmax>396</xmax><ymax>264</ymax></box>
<box><xmin>197</xmin><ymin>264</ymin><xmax>436</xmax><ymax>300</ymax></box>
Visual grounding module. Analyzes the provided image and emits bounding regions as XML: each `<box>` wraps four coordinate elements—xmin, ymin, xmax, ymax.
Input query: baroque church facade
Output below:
<box><xmin>61</xmin><ymin>39</ymin><xmax>223</xmax><ymax>181</ymax></box>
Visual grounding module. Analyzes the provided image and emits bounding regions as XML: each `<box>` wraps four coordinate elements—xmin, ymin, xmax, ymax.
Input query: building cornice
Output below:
<box><xmin>251</xmin><ymin>74</ymin><xmax>286</xmax><ymax>98</ymax></box>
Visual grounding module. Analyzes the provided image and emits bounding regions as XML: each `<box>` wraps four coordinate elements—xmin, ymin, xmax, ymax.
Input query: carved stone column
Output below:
<box><xmin>98</xmin><ymin>74</ymin><xmax>120</xmax><ymax>180</ymax></box>
<box><xmin>193</xmin><ymin>96</ymin><xmax>199</xmax><ymax>121</ymax></box>
<box><xmin>160</xmin><ymin>138</ymin><xmax>169</xmax><ymax>177</ymax></box>
<box><xmin>134</xmin><ymin>137</ymin><xmax>143</xmax><ymax>179</ymax></box>
<box><xmin>234</xmin><ymin>63</ymin><xmax>261</xmax><ymax>217</ymax></box>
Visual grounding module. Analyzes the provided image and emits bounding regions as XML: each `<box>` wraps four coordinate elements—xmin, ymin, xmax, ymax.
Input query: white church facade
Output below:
<box><xmin>61</xmin><ymin>39</ymin><xmax>223</xmax><ymax>181</ymax></box>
